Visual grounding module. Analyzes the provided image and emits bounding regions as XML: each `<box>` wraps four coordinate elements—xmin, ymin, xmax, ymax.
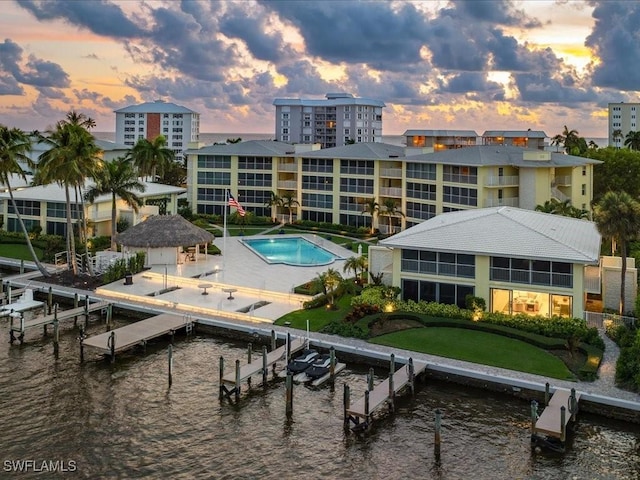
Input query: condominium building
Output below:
<box><xmin>608</xmin><ymin>102</ymin><xmax>640</xmax><ymax>147</ymax></box>
<box><xmin>404</xmin><ymin>130</ymin><xmax>478</xmax><ymax>150</ymax></box>
<box><xmin>115</xmin><ymin>100</ymin><xmax>200</xmax><ymax>163</ymax></box>
<box><xmin>273</xmin><ymin>93</ymin><xmax>384</xmax><ymax>148</ymax></box>
<box><xmin>481</xmin><ymin>130</ymin><xmax>547</xmax><ymax>150</ymax></box>
<box><xmin>185</xmin><ymin>141</ymin><xmax>599</xmax><ymax>234</ymax></box>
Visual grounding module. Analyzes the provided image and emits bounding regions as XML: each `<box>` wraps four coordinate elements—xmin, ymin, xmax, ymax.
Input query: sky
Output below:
<box><xmin>1</xmin><ymin>0</ymin><xmax>639</xmax><ymax>138</ymax></box>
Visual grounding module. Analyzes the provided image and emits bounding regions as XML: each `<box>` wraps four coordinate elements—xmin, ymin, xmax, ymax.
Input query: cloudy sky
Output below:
<box><xmin>1</xmin><ymin>0</ymin><xmax>638</xmax><ymax>138</ymax></box>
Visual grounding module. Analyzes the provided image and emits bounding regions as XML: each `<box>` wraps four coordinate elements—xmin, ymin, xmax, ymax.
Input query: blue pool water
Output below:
<box><xmin>242</xmin><ymin>237</ymin><xmax>340</xmax><ymax>266</ymax></box>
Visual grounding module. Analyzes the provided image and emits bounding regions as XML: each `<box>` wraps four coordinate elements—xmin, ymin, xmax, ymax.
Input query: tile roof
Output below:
<box><xmin>115</xmin><ymin>100</ymin><xmax>198</xmax><ymax>114</ymax></box>
<box><xmin>380</xmin><ymin>206</ymin><xmax>601</xmax><ymax>264</ymax></box>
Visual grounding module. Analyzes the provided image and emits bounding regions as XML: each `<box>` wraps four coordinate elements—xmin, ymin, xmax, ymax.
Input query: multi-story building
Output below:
<box><xmin>273</xmin><ymin>93</ymin><xmax>384</xmax><ymax>148</ymax></box>
<box><xmin>403</xmin><ymin>130</ymin><xmax>478</xmax><ymax>150</ymax></box>
<box><xmin>369</xmin><ymin>206</ymin><xmax>601</xmax><ymax>318</ymax></box>
<box><xmin>608</xmin><ymin>102</ymin><xmax>640</xmax><ymax>147</ymax></box>
<box><xmin>115</xmin><ymin>100</ymin><xmax>200</xmax><ymax>163</ymax></box>
<box><xmin>185</xmin><ymin>141</ymin><xmax>599</xmax><ymax>234</ymax></box>
<box><xmin>481</xmin><ymin>130</ymin><xmax>547</xmax><ymax>150</ymax></box>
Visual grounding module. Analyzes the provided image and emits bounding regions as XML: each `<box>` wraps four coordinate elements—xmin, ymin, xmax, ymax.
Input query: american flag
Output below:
<box><xmin>228</xmin><ymin>193</ymin><xmax>246</xmax><ymax>216</ymax></box>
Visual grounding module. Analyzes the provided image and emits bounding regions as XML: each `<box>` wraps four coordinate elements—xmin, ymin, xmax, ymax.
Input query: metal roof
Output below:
<box><xmin>380</xmin><ymin>206</ymin><xmax>601</xmax><ymax>264</ymax></box>
<box><xmin>185</xmin><ymin>140</ymin><xmax>295</xmax><ymax>156</ymax></box>
<box><xmin>300</xmin><ymin>142</ymin><xmax>405</xmax><ymax>159</ymax></box>
<box><xmin>402</xmin><ymin>129</ymin><xmax>479</xmax><ymax>137</ymax></box>
<box><xmin>115</xmin><ymin>100</ymin><xmax>198</xmax><ymax>114</ymax></box>
<box><xmin>273</xmin><ymin>93</ymin><xmax>385</xmax><ymax>108</ymax></box>
<box><xmin>482</xmin><ymin>130</ymin><xmax>547</xmax><ymax>138</ymax></box>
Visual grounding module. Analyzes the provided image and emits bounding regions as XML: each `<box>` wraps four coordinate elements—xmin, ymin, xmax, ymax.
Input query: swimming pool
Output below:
<box><xmin>242</xmin><ymin>237</ymin><xmax>341</xmax><ymax>266</ymax></box>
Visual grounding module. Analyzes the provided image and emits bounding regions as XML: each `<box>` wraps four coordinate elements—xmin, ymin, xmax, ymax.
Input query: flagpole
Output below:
<box><xmin>223</xmin><ymin>189</ymin><xmax>227</xmax><ymax>281</ymax></box>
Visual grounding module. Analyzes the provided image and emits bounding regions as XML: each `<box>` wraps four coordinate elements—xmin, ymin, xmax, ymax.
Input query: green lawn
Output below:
<box><xmin>0</xmin><ymin>243</ymin><xmax>44</xmax><ymax>261</ymax></box>
<box><xmin>274</xmin><ymin>294</ymin><xmax>354</xmax><ymax>331</ymax></box>
<box><xmin>370</xmin><ymin>327</ymin><xmax>575</xmax><ymax>380</ymax></box>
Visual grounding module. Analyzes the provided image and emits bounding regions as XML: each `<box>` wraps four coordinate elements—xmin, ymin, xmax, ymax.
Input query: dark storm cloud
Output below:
<box><xmin>34</xmin><ymin>86</ymin><xmax>67</xmax><ymax>99</ymax></box>
<box><xmin>0</xmin><ymin>39</ymin><xmax>69</xmax><ymax>90</ymax></box>
<box><xmin>0</xmin><ymin>75</ymin><xmax>24</xmax><ymax>95</ymax></box>
<box><xmin>513</xmin><ymin>73</ymin><xmax>596</xmax><ymax>104</ymax></box>
<box><xmin>586</xmin><ymin>1</ymin><xmax>640</xmax><ymax>91</ymax></box>
<box><xmin>446</xmin><ymin>0</ymin><xmax>541</xmax><ymax>28</ymax></box>
<box><xmin>259</xmin><ymin>0</ymin><xmax>431</xmax><ymax>69</ymax></box>
<box><xmin>218</xmin><ymin>5</ymin><xmax>286</xmax><ymax>62</ymax></box>
<box><xmin>17</xmin><ymin>0</ymin><xmax>144</xmax><ymax>37</ymax></box>
<box><xmin>437</xmin><ymin>72</ymin><xmax>504</xmax><ymax>95</ymax></box>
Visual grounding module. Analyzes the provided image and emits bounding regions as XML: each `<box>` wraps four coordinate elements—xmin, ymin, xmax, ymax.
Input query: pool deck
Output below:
<box><xmin>95</xmin><ymin>234</ymin><xmax>352</xmax><ymax>322</ymax></box>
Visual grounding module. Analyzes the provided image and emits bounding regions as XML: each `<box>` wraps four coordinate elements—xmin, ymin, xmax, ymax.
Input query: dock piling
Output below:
<box><xmin>108</xmin><ymin>331</ymin><xmax>115</xmax><ymax>363</ymax></box>
<box><xmin>218</xmin><ymin>356</ymin><xmax>224</xmax><ymax>400</ymax></box>
<box><xmin>53</xmin><ymin>305</ymin><xmax>59</xmax><ymax>356</ymax></box>
<box><xmin>73</xmin><ymin>294</ymin><xmax>79</xmax><ymax>326</ymax></box>
<box><xmin>434</xmin><ymin>409</ymin><xmax>442</xmax><ymax>460</ymax></box>
<box><xmin>545</xmin><ymin>382</ymin><xmax>550</xmax><ymax>406</ymax></box>
<box><xmin>286</xmin><ymin>332</ymin><xmax>291</xmax><ymax>362</ymax></box>
<box><xmin>270</xmin><ymin>329</ymin><xmax>276</xmax><ymax>351</ymax></box>
<box><xmin>560</xmin><ymin>406</ymin><xmax>566</xmax><ymax>442</ymax></box>
<box><xmin>329</xmin><ymin>346</ymin><xmax>336</xmax><ymax>385</ymax></box>
<box><xmin>285</xmin><ymin>373</ymin><xmax>293</xmax><ymax>418</ymax></box>
<box><xmin>79</xmin><ymin>325</ymin><xmax>85</xmax><ymax>362</ymax></box>
<box><xmin>247</xmin><ymin>343</ymin><xmax>252</xmax><ymax>387</ymax></box>
<box><xmin>569</xmin><ymin>388</ymin><xmax>578</xmax><ymax>421</ymax></box>
<box><xmin>408</xmin><ymin>358</ymin><xmax>415</xmax><ymax>394</ymax></box>
<box><xmin>235</xmin><ymin>359</ymin><xmax>241</xmax><ymax>401</ymax></box>
<box><xmin>389</xmin><ymin>353</ymin><xmax>395</xmax><ymax>411</ymax></box>
<box><xmin>47</xmin><ymin>287</ymin><xmax>52</xmax><ymax>315</ymax></box>
<box><xmin>343</xmin><ymin>384</ymin><xmax>350</xmax><ymax>428</ymax></box>
<box><xmin>368</xmin><ymin>368</ymin><xmax>374</xmax><ymax>391</ymax></box>
<box><xmin>168</xmin><ymin>344</ymin><xmax>173</xmax><ymax>387</ymax></box>
<box><xmin>262</xmin><ymin>346</ymin><xmax>268</xmax><ymax>385</ymax></box>
<box><xmin>530</xmin><ymin>400</ymin><xmax>538</xmax><ymax>433</ymax></box>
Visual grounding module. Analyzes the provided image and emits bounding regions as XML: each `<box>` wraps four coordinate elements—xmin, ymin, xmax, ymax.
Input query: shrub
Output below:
<box><xmin>321</xmin><ymin>320</ymin><xmax>368</xmax><ymax>339</ymax></box>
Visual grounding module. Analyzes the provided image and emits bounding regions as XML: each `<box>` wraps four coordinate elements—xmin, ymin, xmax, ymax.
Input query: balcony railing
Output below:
<box><xmin>552</xmin><ymin>175</ymin><xmax>572</xmax><ymax>186</ymax></box>
<box><xmin>380</xmin><ymin>187</ymin><xmax>403</xmax><ymax>197</ymax></box>
<box><xmin>483</xmin><ymin>197</ymin><xmax>519</xmax><ymax>208</ymax></box>
<box><xmin>278</xmin><ymin>163</ymin><xmax>297</xmax><ymax>172</ymax></box>
<box><xmin>484</xmin><ymin>175</ymin><xmax>519</xmax><ymax>187</ymax></box>
<box><xmin>380</xmin><ymin>168</ymin><xmax>402</xmax><ymax>178</ymax></box>
<box><xmin>277</xmin><ymin>180</ymin><xmax>297</xmax><ymax>189</ymax></box>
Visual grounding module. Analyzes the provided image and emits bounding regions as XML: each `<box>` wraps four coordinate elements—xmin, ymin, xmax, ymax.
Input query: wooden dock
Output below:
<box><xmin>82</xmin><ymin>312</ymin><xmax>194</xmax><ymax>360</ymax></box>
<box><xmin>9</xmin><ymin>300</ymin><xmax>111</xmax><ymax>344</ymax></box>
<box><xmin>219</xmin><ymin>335</ymin><xmax>306</xmax><ymax>401</ymax></box>
<box><xmin>0</xmin><ymin>287</ymin><xmax>27</xmax><ymax>305</ymax></box>
<box><xmin>345</xmin><ymin>356</ymin><xmax>427</xmax><ymax>431</ymax></box>
<box><xmin>530</xmin><ymin>386</ymin><xmax>581</xmax><ymax>452</ymax></box>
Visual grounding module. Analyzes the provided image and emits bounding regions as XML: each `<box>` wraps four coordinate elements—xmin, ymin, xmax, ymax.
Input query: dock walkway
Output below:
<box><xmin>532</xmin><ymin>388</ymin><xmax>581</xmax><ymax>440</ymax></box>
<box><xmin>9</xmin><ymin>300</ymin><xmax>111</xmax><ymax>343</ymax></box>
<box><xmin>345</xmin><ymin>358</ymin><xmax>427</xmax><ymax>431</ymax></box>
<box><xmin>82</xmin><ymin>312</ymin><xmax>193</xmax><ymax>359</ymax></box>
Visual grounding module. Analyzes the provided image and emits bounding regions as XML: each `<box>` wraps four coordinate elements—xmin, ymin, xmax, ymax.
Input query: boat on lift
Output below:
<box><xmin>285</xmin><ymin>348</ymin><xmax>319</xmax><ymax>375</ymax></box>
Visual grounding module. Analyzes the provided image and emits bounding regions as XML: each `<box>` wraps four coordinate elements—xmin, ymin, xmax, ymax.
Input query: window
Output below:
<box><xmin>340</xmin><ymin>160</ymin><xmax>374</xmax><ymax>175</ymax></box>
<box><xmin>198</xmin><ymin>155</ymin><xmax>231</xmax><ymax>168</ymax></box>
<box><xmin>406</xmin><ymin>163</ymin><xmax>436</xmax><ymax>180</ymax></box>
<box><xmin>8</xmin><ymin>200</ymin><xmax>41</xmax><ymax>216</ymax></box>
<box><xmin>238</xmin><ymin>156</ymin><xmax>272</xmax><ymax>170</ymax></box>
<box><xmin>490</xmin><ymin>257</ymin><xmax>572</xmax><ymax>287</ymax></box>
<box><xmin>303</xmin><ymin>193</ymin><xmax>332</xmax><ymax>209</ymax></box>
<box><xmin>47</xmin><ymin>202</ymin><xmax>79</xmax><ymax>218</ymax></box>
<box><xmin>582</xmin><ymin>184</ymin><xmax>586</xmax><ymax>195</ymax></box>
<box><xmin>197</xmin><ymin>171</ymin><xmax>230</xmax><ymax>185</ymax></box>
<box><xmin>443</xmin><ymin>165</ymin><xmax>477</xmax><ymax>184</ymax></box>
<box><xmin>402</xmin><ymin>279</ymin><xmax>472</xmax><ymax>308</ymax></box>
<box><xmin>406</xmin><ymin>182</ymin><xmax>436</xmax><ymax>201</ymax></box>
<box><xmin>582</xmin><ymin>166</ymin><xmax>586</xmax><ymax>176</ymax></box>
<box><xmin>401</xmin><ymin>250</ymin><xmax>475</xmax><ymax>278</ymax></box>
<box><xmin>238</xmin><ymin>173</ymin><xmax>272</xmax><ymax>187</ymax></box>
<box><xmin>443</xmin><ymin>186</ymin><xmax>477</xmax><ymax>206</ymax></box>
<box><xmin>340</xmin><ymin>177</ymin><xmax>373</xmax><ymax>194</ymax></box>
<box><xmin>302</xmin><ymin>175</ymin><xmax>332</xmax><ymax>190</ymax></box>
<box><xmin>302</xmin><ymin>158</ymin><xmax>333</xmax><ymax>173</ymax></box>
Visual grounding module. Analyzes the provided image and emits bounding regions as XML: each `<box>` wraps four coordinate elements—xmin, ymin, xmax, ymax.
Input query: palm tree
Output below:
<box><xmin>85</xmin><ymin>157</ymin><xmax>145</xmax><ymax>251</ymax></box>
<box><xmin>624</xmin><ymin>131</ymin><xmax>640</xmax><ymax>151</ymax></box>
<box><xmin>281</xmin><ymin>192</ymin><xmax>300</xmax><ymax>224</ymax></box>
<box><xmin>612</xmin><ymin>129</ymin><xmax>623</xmax><ymax>149</ymax></box>
<box><xmin>593</xmin><ymin>191</ymin><xmax>640</xmax><ymax>315</ymax></box>
<box><xmin>36</xmin><ymin>115</ymin><xmax>102</xmax><ymax>275</ymax></box>
<box><xmin>361</xmin><ymin>198</ymin><xmax>380</xmax><ymax>234</ymax></box>
<box><xmin>128</xmin><ymin>135</ymin><xmax>174</xmax><ymax>181</ymax></box>
<box><xmin>550</xmin><ymin>134</ymin><xmax>564</xmax><ymax>153</ymax></box>
<box><xmin>265</xmin><ymin>191</ymin><xmax>283</xmax><ymax>221</ymax></box>
<box><xmin>315</xmin><ymin>268</ymin><xmax>343</xmax><ymax>309</ymax></box>
<box><xmin>381</xmin><ymin>199</ymin><xmax>405</xmax><ymax>234</ymax></box>
<box><xmin>561</xmin><ymin>125</ymin><xmax>580</xmax><ymax>153</ymax></box>
<box><xmin>588</xmin><ymin>140</ymin><xmax>598</xmax><ymax>150</ymax></box>
<box><xmin>343</xmin><ymin>255</ymin><xmax>368</xmax><ymax>284</ymax></box>
<box><xmin>0</xmin><ymin>125</ymin><xmax>50</xmax><ymax>277</ymax></box>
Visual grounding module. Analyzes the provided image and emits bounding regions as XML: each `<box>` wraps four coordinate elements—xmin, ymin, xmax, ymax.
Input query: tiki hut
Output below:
<box><xmin>115</xmin><ymin>215</ymin><xmax>215</xmax><ymax>266</ymax></box>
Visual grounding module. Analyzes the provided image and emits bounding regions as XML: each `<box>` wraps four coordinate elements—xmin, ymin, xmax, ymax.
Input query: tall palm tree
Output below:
<box><xmin>0</xmin><ymin>125</ymin><xmax>50</xmax><ymax>277</ymax></box>
<box><xmin>612</xmin><ymin>129</ymin><xmax>623</xmax><ymax>149</ymax></box>
<box><xmin>361</xmin><ymin>198</ymin><xmax>380</xmax><ymax>234</ymax></box>
<box><xmin>343</xmin><ymin>255</ymin><xmax>368</xmax><ymax>284</ymax></box>
<box><xmin>128</xmin><ymin>135</ymin><xmax>174</xmax><ymax>181</ymax></box>
<box><xmin>36</xmin><ymin>115</ymin><xmax>102</xmax><ymax>275</ymax></box>
<box><xmin>593</xmin><ymin>191</ymin><xmax>640</xmax><ymax>315</ymax></box>
<box><xmin>561</xmin><ymin>125</ymin><xmax>580</xmax><ymax>154</ymax></box>
<box><xmin>624</xmin><ymin>131</ymin><xmax>640</xmax><ymax>151</ymax></box>
<box><xmin>85</xmin><ymin>157</ymin><xmax>145</xmax><ymax>250</ymax></box>
<box><xmin>381</xmin><ymin>199</ymin><xmax>405</xmax><ymax>234</ymax></box>
<box><xmin>281</xmin><ymin>192</ymin><xmax>300</xmax><ymax>224</ymax></box>
<box><xmin>265</xmin><ymin>191</ymin><xmax>283</xmax><ymax>221</ymax></box>
<box><xmin>315</xmin><ymin>268</ymin><xmax>343</xmax><ymax>309</ymax></box>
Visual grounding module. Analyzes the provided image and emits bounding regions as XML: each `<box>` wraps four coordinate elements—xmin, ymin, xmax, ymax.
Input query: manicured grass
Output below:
<box><xmin>274</xmin><ymin>294</ymin><xmax>354</xmax><ymax>331</ymax></box>
<box><xmin>370</xmin><ymin>327</ymin><xmax>575</xmax><ymax>380</ymax></box>
<box><xmin>0</xmin><ymin>243</ymin><xmax>44</xmax><ymax>261</ymax></box>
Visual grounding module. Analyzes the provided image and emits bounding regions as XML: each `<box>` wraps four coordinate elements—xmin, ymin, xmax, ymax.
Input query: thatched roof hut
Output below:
<box><xmin>115</xmin><ymin>215</ymin><xmax>215</xmax><ymax>265</ymax></box>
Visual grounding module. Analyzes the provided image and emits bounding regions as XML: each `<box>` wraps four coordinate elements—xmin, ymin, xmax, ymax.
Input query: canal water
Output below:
<box><xmin>0</xmin><ymin>313</ymin><xmax>638</xmax><ymax>479</ymax></box>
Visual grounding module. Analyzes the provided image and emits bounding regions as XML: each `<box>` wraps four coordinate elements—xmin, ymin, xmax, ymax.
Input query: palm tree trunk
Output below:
<box><xmin>65</xmin><ymin>186</ymin><xmax>78</xmax><ymax>275</ymax></box>
<box><xmin>77</xmin><ymin>185</ymin><xmax>95</xmax><ymax>277</ymax></box>
<box><xmin>111</xmin><ymin>192</ymin><xmax>118</xmax><ymax>251</ymax></box>
<box><xmin>7</xmin><ymin>188</ymin><xmax>50</xmax><ymax>277</ymax></box>
<box><xmin>620</xmin><ymin>241</ymin><xmax>627</xmax><ymax>315</ymax></box>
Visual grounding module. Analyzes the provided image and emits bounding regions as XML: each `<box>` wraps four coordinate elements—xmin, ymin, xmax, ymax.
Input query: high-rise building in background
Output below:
<box><xmin>273</xmin><ymin>93</ymin><xmax>384</xmax><ymax>148</ymax></box>
<box><xmin>115</xmin><ymin>100</ymin><xmax>200</xmax><ymax>163</ymax></box>
<box><xmin>608</xmin><ymin>102</ymin><xmax>640</xmax><ymax>148</ymax></box>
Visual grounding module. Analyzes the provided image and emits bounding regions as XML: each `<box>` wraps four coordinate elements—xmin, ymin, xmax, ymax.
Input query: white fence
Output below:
<box><xmin>584</xmin><ymin>311</ymin><xmax>636</xmax><ymax>329</ymax></box>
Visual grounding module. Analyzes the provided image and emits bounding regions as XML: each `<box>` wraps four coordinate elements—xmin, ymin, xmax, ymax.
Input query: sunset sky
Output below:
<box><xmin>1</xmin><ymin>0</ymin><xmax>639</xmax><ymax>138</ymax></box>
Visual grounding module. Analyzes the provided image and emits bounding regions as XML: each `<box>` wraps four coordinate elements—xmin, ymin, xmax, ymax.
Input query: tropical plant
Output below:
<box><xmin>314</xmin><ymin>268</ymin><xmax>343</xmax><ymax>309</ymax></box>
<box><xmin>281</xmin><ymin>192</ymin><xmax>300</xmax><ymax>224</ymax></box>
<box><xmin>612</xmin><ymin>129</ymin><xmax>623</xmax><ymax>149</ymax></box>
<box><xmin>588</xmin><ymin>140</ymin><xmax>598</xmax><ymax>150</ymax></box>
<box><xmin>36</xmin><ymin>111</ymin><xmax>102</xmax><ymax>275</ymax></box>
<box><xmin>550</xmin><ymin>134</ymin><xmax>564</xmax><ymax>153</ymax></box>
<box><xmin>226</xmin><ymin>137</ymin><xmax>242</xmax><ymax>144</ymax></box>
<box><xmin>593</xmin><ymin>191</ymin><xmax>640</xmax><ymax>315</ymax></box>
<box><xmin>624</xmin><ymin>131</ymin><xmax>640</xmax><ymax>151</ymax></box>
<box><xmin>343</xmin><ymin>256</ymin><xmax>367</xmax><ymax>284</ymax></box>
<box><xmin>127</xmin><ymin>135</ymin><xmax>174</xmax><ymax>181</ymax></box>
<box><xmin>535</xmin><ymin>198</ymin><xmax>588</xmax><ymax>219</ymax></box>
<box><xmin>0</xmin><ymin>125</ymin><xmax>50</xmax><ymax>277</ymax></box>
<box><xmin>381</xmin><ymin>198</ymin><xmax>405</xmax><ymax>234</ymax></box>
<box><xmin>265</xmin><ymin>191</ymin><xmax>283</xmax><ymax>221</ymax></box>
<box><xmin>361</xmin><ymin>198</ymin><xmax>380</xmax><ymax>234</ymax></box>
<box><xmin>158</xmin><ymin>161</ymin><xmax>186</xmax><ymax>186</ymax></box>
<box><xmin>85</xmin><ymin>157</ymin><xmax>145</xmax><ymax>250</ymax></box>
<box><xmin>561</xmin><ymin>125</ymin><xmax>580</xmax><ymax>153</ymax></box>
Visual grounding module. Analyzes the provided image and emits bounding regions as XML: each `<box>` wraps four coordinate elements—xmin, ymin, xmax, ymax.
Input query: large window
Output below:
<box><xmin>443</xmin><ymin>186</ymin><xmax>477</xmax><ymax>206</ymax></box>
<box><xmin>8</xmin><ymin>200</ymin><xmax>40</xmax><ymax>216</ymax></box>
<box><xmin>406</xmin><ymin>182</ymin><xmax>436</xmax><ymax>201</ymax></box>
<box><xmin>340</xmin><ymin>213</ymin><xmax>369</xmax><ymax>229</ymax></box>
<box><xmin>197</xmin><ymin>188</ymin><xmax>226</xmax><ymax>202</ymax></box>
<box><xmin>239</xmin><ymin>156</ymin><xmax>272</xmax><ymax>170</ymax></box>
<box><xmin>47</xmin><ymin>202</ymin><xmax>79</xmax><ymax>219</ymax></box>
<box><xmin>238</xmin><ymin>190</ymin><xmax>271</xmax><ymax>205</ymax></box>
<box><xmin>406</xmin><ymin>163</ymin><xmax>436</xmax><ymax>180</ymax></box>
<box><xmin>238</xmin><ymin>173</ymin><xmax>272</xmax><ymax>187</ymax></box>
<box><xmin>302</xmin><ymin>175</ymin><xmax>333</xmax><ymax>191</ymax></box>
<box><xmin>490</xmin><ymin>257</ymin><xmax>573</xmax><ymax>288</ymax></box>
<box><xmin>401</xmin><ymin>250</ymin><xmax>475</xmax><ymax>278</ymax></box>
<box><xmin>491</xmin><ymin>288</ymin><xmax>572</xmax><ymax>318</ymax></box>
<box><xmin>340</xmin><ymin>178</ymin><xmax>373</xmax><ymax>194</ymax></box>
<box><xmin>402</xmin><ymin>279</ymin><xmax>473</xmax><ymax>309</ymax></box>
<box><xmin>8</xmin><ymin>218</ymin><xmax>39</xmax><ymax>233</ymax></box>
<box><xmin>302</xmin><ymin>193</ymin><xmax>332</xmax><ymax>209</ymax></box>
<box><xmin>406</xmin><ymin>202</ymin><xmax>436</xmax><ymax>221</ymax></box>
<box><xmin>302</xmin><ymin>158</ymin><xmax>333</xmax><ymax>173</ymax></box>
<box><xmin>443</xmin><ymin>165</ymin><xmax>477</xmax><ymax>184</ymax></box>
<box><xmin>197</xmin><ymin>171</ymin><xmax>230</xmax><ymax>185</ymax></box>
<box><xmin>302</xmin><ymin>210</ymin><xmax>333</xmax><ymax>223</ymax></box>
<box><xmin>340</xmin><ymin>159</ymin><xmax>374</xmax><ymax>176</ymax></box>
<box><xmin>198</xmin><ymin>155</ymin><xmax>231</xmax><ymax>169</ymax></box>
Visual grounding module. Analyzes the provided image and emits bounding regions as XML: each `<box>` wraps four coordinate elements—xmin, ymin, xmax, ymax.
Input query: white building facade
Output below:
<box><xmin>608</xmin><ymin>102</ymin><xmax>640</xmax><ymax>147</ymax></box>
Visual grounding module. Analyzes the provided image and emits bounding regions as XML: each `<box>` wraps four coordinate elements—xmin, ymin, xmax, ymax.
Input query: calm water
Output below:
<box><xmin>242</xmin><ymin>237</ymin><xmax>340</xmax><ymax>266</ymax></box>
<box><xmin>1</xmin><ymin>313</ymin><xmax>639</xmax><ymax>479</ymax></box>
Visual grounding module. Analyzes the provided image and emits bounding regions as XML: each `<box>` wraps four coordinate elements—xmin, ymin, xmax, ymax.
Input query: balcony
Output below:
<box><xmin>380</xmin><ymin>167</ymin><xmax>402</xmax><ymax>178</ymax></box>
<box><xmin>484</xmin><ymin>175</ymin><xmax>519</xmax><ymax>187</ymax></box>
<box><xmin>278</xmin><ymin>163</ymin><xmax>297</xmax><ymax>172</ymax></box>
<box><xmin>552</xmin><ymin>175</ymin><xmax>572</xmax><ymax>187</ymax></box>
<box><xmin>483</xmin><ymin>197</ymin><xmax>519</xmax><ymax>207</ymax></box>
<box><xmin>380</xmin><ymin>187</ymin><xmax>403</xmax><ymax>197</ymax></box>
<box><xmin>277</xmin><ymin>180</ymin><xmax>297</xmax><ymax>189</ymax></box>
